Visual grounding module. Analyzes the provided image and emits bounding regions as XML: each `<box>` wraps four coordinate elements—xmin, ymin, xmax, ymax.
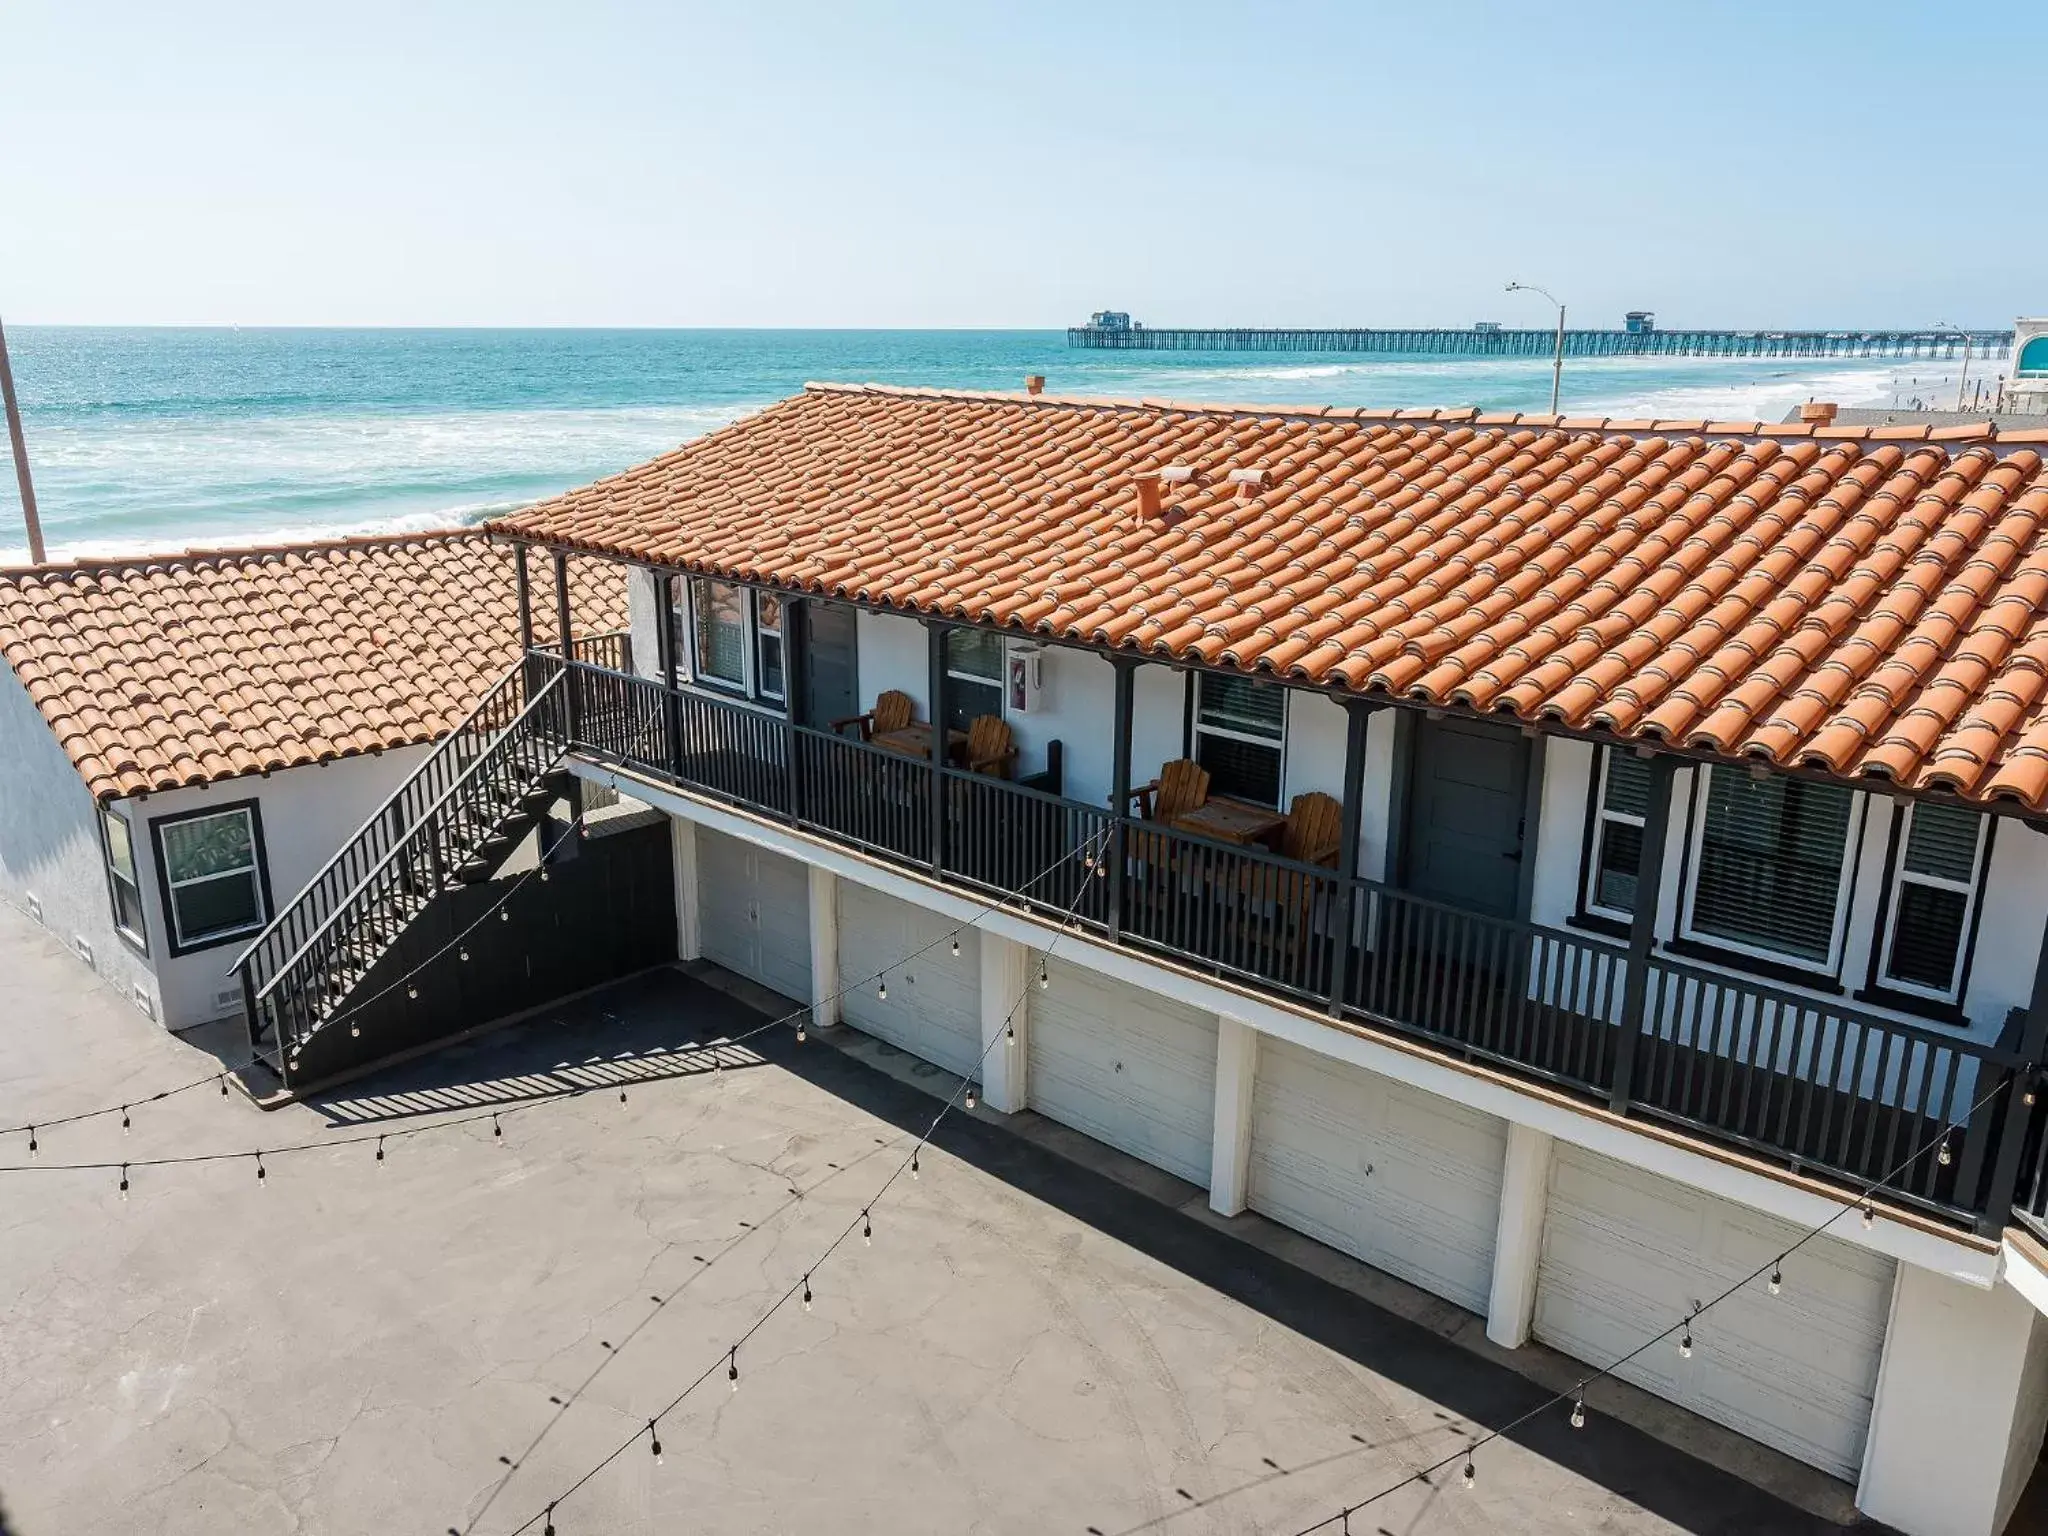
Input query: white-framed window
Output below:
<box><xmin>673</xmin><ymin>577</ymin><xmax>784</xmax><ymax>705</ymax></box>
<box><xmin>943</xmin><ymin>628</ymin><xmax>1004</xmax><ymax>733</ymax></box>
<box><xmin>151</xmin><ymin>803</ymin><xmax>268</xmax><ymax>954</ymax></box>
<box><xmin>100</xmin><ymin>805</ymin><xmax>147</xmax><ymax>948</ymax></box>
<box><xmin>1193</xmin><ymin>673</ymin><xmax>1287</xmax><ymax>806</ymax></box>
<box><xmin>1583</xmin><ymin>747</ymin><xmax>1653</xmax><ymax>921</ymax></box>
<box><xmin>1679</xmin><ymin>767</ymin><xmax>1860</xmax><ymax>973</ymax></box>
<box><xmin>1875</xmin><ymin>802</ymin><xmax>1989</xmax><ymax>1004</ymax></box>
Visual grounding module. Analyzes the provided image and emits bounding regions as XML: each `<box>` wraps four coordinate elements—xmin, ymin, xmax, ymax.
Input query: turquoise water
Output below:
<box><xmin>0</xmin><ymin>327</ymin><xmax>1921</xmax><ymax>563</ymax></box>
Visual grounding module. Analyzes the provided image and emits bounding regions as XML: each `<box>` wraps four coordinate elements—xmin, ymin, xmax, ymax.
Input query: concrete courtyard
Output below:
<box><xmin>0</xmin><ymin>902</ymin><xmax>1899</xmax><ymax>1536</ymax></box>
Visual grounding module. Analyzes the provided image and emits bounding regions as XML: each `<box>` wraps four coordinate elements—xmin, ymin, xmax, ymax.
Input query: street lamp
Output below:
<box><xmin>1934</xmin><ymin>321</ymin><xmax>1973</xmax><ymax>411</ymax></box>
<box><xmin>1506</xmin><ymin>282</ymin><xmax>1567</xmax><ymax>415</ymax></box>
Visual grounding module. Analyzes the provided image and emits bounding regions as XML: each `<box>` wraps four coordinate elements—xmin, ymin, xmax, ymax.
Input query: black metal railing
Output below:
<box><xmin>239</xmin><ymin>668</ymin><xmax>571</xmax><ymax>1061</ymax></box>
<box><xmin>549</xmin><ymin>655</ymin><xmax>2040</xmax><ymax>1232</ymax></box>
<box><xmin>232</xmin><ymin>653</ymin><xmax>563</xmax><ymax>1038</ymax></box>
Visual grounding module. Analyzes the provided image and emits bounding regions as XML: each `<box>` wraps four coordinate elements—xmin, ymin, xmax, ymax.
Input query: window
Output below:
<box><xmin>100</xmin><ymin>806</ymin><xmax>147</xmax><ymax>947</ymax></box>
<box><xmin>943</xmin><ymin>628</ymin><xmax>1004</xmax><ymax>732</ymax></box>
<box><xmin>755</xmin><ymin>592</ymin><xmax>785</xmax><ymax>703</ymax></box>
<box><xmin>1583</xmin><ymin>748</ymin><xmax>1653</xmax><ymax>920</ymax></box>
<box><xmin>151</xmin><ymin>804</ymin><xmax>268</xmax><ymax>954</ymax></box>
<box><xmin>1681</xmin><ymin>768</ymin><xmax>1858</xmax><ymax>971</ymax></box>
<box><xmin>672</xmin><ymin>578</ymin><xmax>785</xmax><ymax>705</ymax></box>
<box><xmin>1193</xmin><ymin>673</ymin><xmax>1287</xmax><ymax>806</ymax></box>
<box><xmin>1876</xmin><ymin>802</ymin><xmax>1989</xmax><ymax>1003</ymax></box>
<box><xmin>690</xmin><ymin>577</ymin><xmax>749</xmax><ymax>690</ymax></box>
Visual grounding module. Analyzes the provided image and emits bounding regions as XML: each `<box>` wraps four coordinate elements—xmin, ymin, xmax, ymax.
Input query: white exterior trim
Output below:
<box><xmin>808</xmin><ymin>865</ymin><xmax>840</xmax><ymax>1029</ymax></box>
<box><xmin>979</xmin><ymin>929</ymin><xmax>1029</xmax><ymax>1113</ymax></box>
<box><xmin>1209</xmin><ymin>1014</ymin><xmax>1258</xmax><ymax>1217</ymax></box>
<box><xmin>580</xmin><ymin>757</ymin><xmax>2000</xmax><ymax>1289</ymax></box>
<box><xmin>1487</xmin><ymin>1123</ymin><xmax>1553</xmax><ymax>1348</ymax></box>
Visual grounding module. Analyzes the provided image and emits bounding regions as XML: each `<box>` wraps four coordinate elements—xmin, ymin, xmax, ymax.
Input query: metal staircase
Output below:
<box><xmin>233</xmin><ymin>655</ymin><xmax>577</xmax><ymax>1071</ymax></box>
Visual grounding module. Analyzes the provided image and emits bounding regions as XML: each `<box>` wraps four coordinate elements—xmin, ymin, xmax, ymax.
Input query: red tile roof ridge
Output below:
<box><xmin>0</xmin><ymin>526</ymin><xmax>486</xmax><ymax>583</ymax></box>
<box><xmin>796</xmin><ymin>382</ymin><xmax>2012</xmax><ymax>450</ymax></box>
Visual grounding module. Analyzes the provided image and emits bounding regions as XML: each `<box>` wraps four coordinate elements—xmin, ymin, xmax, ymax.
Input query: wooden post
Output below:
<box><xmin>514</xmin><ymin>544</ymin><xmax>534</xmax><ymax>654</ymax></box>
<box><xmin>0</xmin><ymin>316</ymin><xmax>44</xmax><ymax>564</ymax></box>
<box><xmin>1609</xmin><ymin>754</ymin><xmax>1675</xmax><ymax>1112</ymax></box>
<box><xmin>655</xmin><ymin>573</ymin><xmax>683</xmax><ymax>781</ymax></box>
<box><xmin>1325</xmin><ymin>700</ymin><xmax>1376</xmax><ymax>1014</ymax></box>
<box><xmin>554</xmin><ymin>551</ymin><xmax>579</xmax><ymax>742</ymax></box>
<box><xmin>927</xmin><ymin>621</ymin><xmax>948</xmax><ymax>874</ymax></box>
<box><xmin>783</xmin><ymin>599</ymin><xmax>808</xmax><ymax>824</ymax></box>
<box><xmin>1107</xmin><ymin>657</ymin><xmax>1137</xmax><ymax>944</ymax></box>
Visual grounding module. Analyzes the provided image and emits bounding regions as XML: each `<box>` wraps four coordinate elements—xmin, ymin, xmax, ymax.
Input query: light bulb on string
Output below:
<box><xmin>1569</xmin><ymin>1396</ymin><xmax>1585</xmax><ymax>1430</ymax></box>
<box><xmin>1768</xmin><ymin>1263</ymin><xmax>1782</xmax><ymax>1296</ymax></box>
<box><xmin>1679</xmin><ymin>1328</ymin><xmax>1692</xmax><ymax>1359</ymax></box>
<box><xmin>950</xmin><ymin>934</ymin><xmax>961</xmax><ymax>957</ymax></box>
<box><xmin>460</xmin><ymin>948</ymin><xmax>470</xmax><ymax>963</ymax></box>
<box><xmin>648</xmin><ymin>1420</ymin><xmax>662</xmax><ymax>1464</ymax></box>
<box><xmin>620</xmin><ymin>1085</ymin><xmax>629</xmax><ymax>1105</ymax></box>
<box><xmin>493</xmin><ymin>1113</ymin><xmax>503</xmax><ymax>1141</ymax></box>
<box><xmin>1461</xmin><ymin>1456</ymin><xmax>1475</xmax><ymax>1491</ymax></box>
<box><xmin>375</xmin><ymin>1135</ymin><xmax>386</xmax><ymax>1166</ymax></box>
<box><xmin>878</xmin><ymin>977</ymin><xmax>888</xmax><ymax>1001</ymax></box>
<box><xmin>218</xmin><ymin>1075</ymin><xmax>228</xmax><ymax>1097</ymax></box>
<box><xmin>1938</xmin><ymin>1138</ymin><xmax>1953</xmax><ymax>1167</ymax></box>
<box><xmin>728</xmin><ymin>1347</ymin><xmax>739</xmax><ymax>1391</ymax></box>
<box><xmin>543</xmin><ymin>1503</ymin><xmax>556</xmax><ymax>1536</ymax></box>
<box><xmin>911</xmin><ymin>1150</ymin><xmax>920</xmax><ymax>1179</ymax></box>
<box><xmin>1037</xmin><ymin>963</ymin><xmax>1049</xmax><ymax>991</ymax></box>
<box><xmin>351</xmin><ymin>1022</ymin><xmax>361</xmax><ymax>1038</ymax></box>
<box><xmin>802</xmin><ymin>1273</ymin><xmax>813</xmax><ymax>1312</ymax></box>
<box><xmin>256</xmin><ymin>1151</ymin><xmax>267</xmax><ymax>1188</ymax></box>
<box><xmin>796</xmin><ymin>1019</ymin><xmax>807</xmax><ymax>1044</ymax></box>
<box><xmin>407</xmin><ymin>984</ymin><xmax>418</xmax><ymax>1000</ymax></box>
<box><xmin>118</xmin><ymin>1164</ymin><xmax>129</xmax><ymax>1201</ymax></box>
<box><xmin>965</xmin><ymin>1085</ymin><xmax>977</xmax><ymax>1110</ymax></box>
<box><xmin>1862</xmin><ymin>1202</ymin><xmax>1876</xmax><ymax>1229</ymax></box>
<box><xmin>500</xmin><ymin>908</ymin><xmax>510</xmax><ymax>922</ymax></box>
<box><xmin>121</xmin><ymin>1105</ymin><xmax>130</xmax><ymax>1134</ymax></box>
<box><xmin>26</xmin><ymin>1125</ymin><xmax>35</xmax><ymax>1158</ymax></box>
<box><xmin>862</xmin><ymin>1208</ymin><xmax>872</xmax><ymax>1245</ymax></box>
<box><xmin>1005</xmin><ymin>1018</ymin><xmax>1016</xmax><ymax>1042</ymax></box>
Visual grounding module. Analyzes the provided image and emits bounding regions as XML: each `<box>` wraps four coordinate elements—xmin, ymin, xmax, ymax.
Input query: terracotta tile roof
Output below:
<box><xmin>0</xmin><ymin>530</ymin><xmax>627</xmax><ymax>801</ymax></box>
<box><xmin>489</xmin><ymin>384</ymin><xmax>2048</xmax><ymax>811</ymax></box>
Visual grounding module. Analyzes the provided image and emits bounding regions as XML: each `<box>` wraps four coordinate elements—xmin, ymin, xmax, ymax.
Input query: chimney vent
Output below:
<box><xmin>1025</xmin><ymin>375</ymin><xmax>1045</xmax><ymax>395</ymax></box>
<box><xmin>1799</xmin><ymin>401</ymin><xmax>1839</xmax><ymax>426</ymax></box>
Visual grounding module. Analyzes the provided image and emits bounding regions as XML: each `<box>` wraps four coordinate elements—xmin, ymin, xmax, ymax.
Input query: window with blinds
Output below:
<box><xmin>1193</xmin><ymin>674</ymin><xmax>1286</xmax><ymax>806</ymax></box>
<box><xmin>1876</xmin><ymin>802</ymin><xmax>1988</xmax><ymax>1002</ymax></box>
<box><xmin>690</xmin><ymin>578</ymin><xmax>749</xmax><ymax>689</ymax></box>
<box><xmin>943</xmin><ymin>628</ymin><xmax>1004</xmax><ymax>732</ymax></box>
<box><xmin>1584</xmin><ymin>747</ymin><xmax>1652</xmax><ymax>919</ymax></box>
<box><xmin>1681</xmin><ymin>768</ymin><xmax>1857</xmax><ymax>969</ymax></box>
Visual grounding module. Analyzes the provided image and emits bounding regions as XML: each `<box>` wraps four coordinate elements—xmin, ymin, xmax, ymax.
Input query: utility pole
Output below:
<box><xmin>1506</xmin><ymin>281</ymin><xmax>1567</xmax><ymax>415</ymax></box>
<box><xmin>0</xmin><ymin>316</ymin><xmax>45</xmax><ymax>564</ymax></box>
<box><xmin>1935</xmin><ymin>321</ymin><xmax>1973</xmax><ymax>412</ymax></box>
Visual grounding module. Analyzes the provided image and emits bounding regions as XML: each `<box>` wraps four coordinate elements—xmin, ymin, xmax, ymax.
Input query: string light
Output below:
<box><xmin>1005</xmin><ymin>1018</ymin><xmax>1015</xmax><ymax>1042</ymax></box>
<box><xmin>1037</xmin><ymin>963</ymin><xmax>1049</xmax><ymax>990</ymax></box>
<box><xmin>118</xmin><ymin>1164</ymin><xmax>129</xmax><ymax>1201</ymax></box>
<box><xmin>351</xmin><ymin>1022</ymin><xmax>362</xmax><ymax>1038</ymax></box>
<box><xmin>647</xmin><ymin>1420</ymin><xmax>661</xmax><ymax>1464</ymax></box>
<box><xmin>1678</xmin><ymin>1326</ymin><xmax>1692</xmax><ymax>1359</ymax></box>
<box><xmin>1938</xmin><ymin>1138</ymin><xmax>1953</xmax><ymax>1167</ymax></box>
<box><xmin>802</xmin><ymin>1273</ymin><xmax>813</xmax><ymax>1312</ymax></box>
<box><xmin>26</xmin><ymin>1126</ymin><xmax>35</xmax><ymax>1157</ymax></box>
<box><xmin>727</xmin><ymin>1347</ymin><xmax>739</xmax><ymax>1391</ymax></box>
<box><xmin>219</xmin><ymin>1075</ymin><xmax>228</xmax><ymax>1097</ymax></box>
<box><xmin>1461</xmin><ymin>1455</ymin><xmax>1475</xmax><ymax>1490</ymax></box>
<box><xmin>863</xmin><ymin>1208</ymin><xmax>872</xmax><ymax>1245</ymax></box>
<box><xmin>1569</xmin><ymin>1396</ymin><xmax>1585</xmax><ymax>1429</ymax></box>
<box><xmin>543</xmin><ymin>1503</ymin><xmax>555</xmax><ymax>1536</ymax></box>
<box><xmin>796</xmin><ymin>1019</ymin><xmax>807</xmax><ymax>1044</ymax></box>
<box><xmin>878</xmin><ymin>977</ymin><xmax>888</xmax><ymax>1001</ymax></box>
<box><xmin>911</xmin><ymin>1151</ymin><xmax>920</xmax><ymax>1179</ymax></box>
<box><xmin>255</xmin><ymin>1151</ymin><xmax>267</xmax><ymax>1188</ymax></box>
<box><xmin>964</xmin><ymin>1085</ymin><xmax>977</xmax><ymax>1110</ymax></box>
<box><xmin>950</xmin><ymin>934</ymin><xmax>960</xmax><ymax>957</ymax></box>
<box><xmin>376</xmin><ymin>1135</ymin><xmax>386</xmax><ymax>1165</ymax></box>
<box><xmin>493</xmin><ymin>1113</ymin><xmax>504</xmax><ymax>1141</ymax></box>
<box><xmin>1862</xmin><ymin>1202</ymin><xmax>1875</xmax><ymax>1229</ymax></box>
<box><xmin>1768</xmin><ymin>1262</ymin><xmax>1782</xmax><ymax>1296</ymax></box>
<box><xmin>121</xmin><ymin>1105</ymin><xmax>130</xmax><ymax>1134</ymax></box>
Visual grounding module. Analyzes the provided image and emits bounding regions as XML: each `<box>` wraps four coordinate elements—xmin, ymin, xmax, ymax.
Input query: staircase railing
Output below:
<box><xmin>237</xmin><ymin>664</ymin><xmax>571</xmax><ymax>1058</ymax></box>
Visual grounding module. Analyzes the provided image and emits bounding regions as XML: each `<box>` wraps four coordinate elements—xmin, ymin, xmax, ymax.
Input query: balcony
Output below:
<box><xmin>554</xmin><ymin>654</ymin><xmax>2048</xmax><ymax>1239</ymax></box>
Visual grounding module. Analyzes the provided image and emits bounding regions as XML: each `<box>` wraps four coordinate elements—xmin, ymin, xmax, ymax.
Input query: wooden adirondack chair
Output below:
<box><xmin>1243</xmin><ymin>791</ymin><xmax>1346</xmax><ymax>963</ymax></box>
<box><xmin>832</xmin><ymin>689</ymin><xmax>916</xmax><ymax>742</ymax></box>
<box><xmin>965</xmin><ymin>715</ymin><xmax>1018</xmax><ymax>778</ymax></box>
<box><xmin>1126</xmin><ymin>759</ymin><xmax>1210</xmax><ymax>875</ymax></box>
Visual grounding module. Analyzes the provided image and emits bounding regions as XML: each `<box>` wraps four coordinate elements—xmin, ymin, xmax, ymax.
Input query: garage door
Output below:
<box><xmin>1534</xmin><ymin>1145</ymin><xmax>1894</xmax><ymax>1480</ymax></box>
<box><xmin>837</xmin><ymin>884</ymin><xmax>980</xmax><ymax>1078</ymax></box>
<box><xmin>1248</xmin><ymin>1038</ymin><xmax>1506</xmax><ymax>1313</ymax></box>
<box><xmin>696</xmin><ymin>829</ymin><xmax>811</xmax><ymax>1002</ymax></box>
<box><xmin>1027</xmin><ymin>957</ymin><xmax>1218</xmax><ymax>1186</ymax></box>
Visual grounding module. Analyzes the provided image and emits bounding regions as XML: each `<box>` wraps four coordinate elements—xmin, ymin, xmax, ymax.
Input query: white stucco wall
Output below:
<box><xmin>117</xmin><ymin>745</ymin><xmax>433</xmax><ymax>1030</ymax></box>
<box><xmin>629</xmin><ymin>567</ymin><xmax>663</xmax><ymax>682</ymax></box>
<box><xmin>0</xmin><ymin>664</ymin><xmax>162</xmax><ymax>1020</ymax></box>
<box><xmin>1532</xmin><ymin>739</ymin><xmax>2043</xmax><ymax>1050</ymax></box>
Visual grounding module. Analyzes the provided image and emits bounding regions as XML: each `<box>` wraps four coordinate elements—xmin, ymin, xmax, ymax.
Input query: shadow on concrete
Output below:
<box><xmin>306</xmin><ymin>968</ymin><xmax>773</xmax><ymax>1127</ymax></box>
<box><xmin>334</xmin><ymin>966</ymin><xmax>1895</xmax><ymax>1536</ymax></box>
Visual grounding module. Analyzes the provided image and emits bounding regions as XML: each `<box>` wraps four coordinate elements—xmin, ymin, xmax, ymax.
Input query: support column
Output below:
<box><xmin>1485</xmin><ymin>1123</ymin><xmax>1555</xmax><ymax>1348</ymax></box>
<box><xmin>808</xmin><ymin>865</ymin><xmax>840</xmax><ymax>1029</ymax></box>
<box><xmin>670</xmin><ymin>815</ymin><xmax>701</xmax><ymax>962</ymax></box>
<box><xmin>1209</xmin><ymin>1014</ymin><xmax>1259</xmax><ymax>1216</ymax></box>
<box><xmin>1857</xmin><ymin>1263</ymin><xmax>2048</xmax><ymax>1536</ymax></box>
<box><xmin>927</xmin><ymin>621</ymin><xmax>949</xmax><ymax>875</ymax></box>
<box><xmin>1107</xmin><ymin>657</ymin><xmax>1137</xmax><ymax>944</ymax></box>
<box><xmin>979</xmin><ymin>929</ymin><xmax>1030</xmax><ymax>1113</ymax></box>
<box><xmin>1610</xmin><ymin>753</ymin><xmax>1675</xmax><ymax>1111</ymax></box>
<box><xmin>514</xmin><ymin>543</ymin><xmax>534</xmax><ymax>653</ymax></box>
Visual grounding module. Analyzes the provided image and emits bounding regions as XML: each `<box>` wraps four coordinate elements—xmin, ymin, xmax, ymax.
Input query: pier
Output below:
<box><xmin>1067</xmin><ymin>324</ymin><xmax>2014</xmax><ymax>360</ymax></box>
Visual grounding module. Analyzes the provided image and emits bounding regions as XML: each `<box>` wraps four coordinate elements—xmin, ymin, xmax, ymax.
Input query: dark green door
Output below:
<box><xmin>1403</xmin><ymin>716</ymin><xmax>1531</xmax><ymax>918</ymax></box>
<box><xmin>802</xmin><ymin>601</ymin><xmax>860</xmax><ymax>729</ymax></box>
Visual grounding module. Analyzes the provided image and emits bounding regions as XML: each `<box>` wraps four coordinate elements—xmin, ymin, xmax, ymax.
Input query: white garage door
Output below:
<box><xmin>1248</xmin><ymin>1038</ymin><xmax>1506</xmax><ymax>1313</ymax></box>
<box><xmin>1534</xmin><ymin>1145</ymin><xmax>1894</xmax><ymax>1480</ymax></box>
<box><xmin>837</xmin><ymin>884</ymin><xmax>980</xmax><ymax>1078</ymax></box>
<box><xmin>1027</xmin><ymin>957</ymin><xmax>1218</xmax><ymax>1186</ymax></box>
<box><xmin>696</xmin><ymin>829</ymin><xmax>811</xmax><ymax>1002</ymax></box>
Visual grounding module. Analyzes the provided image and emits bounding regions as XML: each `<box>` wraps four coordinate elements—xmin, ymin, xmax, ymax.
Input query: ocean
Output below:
<box><xmin>0</xmin><ymin>327</ymin><xmax>1948</xmax><ymax>565</ymax></box>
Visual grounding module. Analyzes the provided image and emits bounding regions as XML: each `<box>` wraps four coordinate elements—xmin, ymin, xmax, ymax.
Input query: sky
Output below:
<box><xmin>4</xmin><ymin>0</ymin><xmax>2042</xmax><ymax>330</ymax></box>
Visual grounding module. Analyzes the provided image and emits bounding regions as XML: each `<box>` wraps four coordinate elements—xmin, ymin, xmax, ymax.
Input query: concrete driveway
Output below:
<box><xmin>0</xmin><ymin>904</ymin><xmax>1888</xmax><ymax>1536</ymax></box>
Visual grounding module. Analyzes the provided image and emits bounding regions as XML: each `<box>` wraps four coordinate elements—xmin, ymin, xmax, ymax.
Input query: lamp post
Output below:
<box><xmin>1934</xmin><ymin>321</ymin><xmax>1973</xmax><ymax>411</ymax></box>
<box><xmin>1506</xmin><ymin>282</ymin><xmax>1566</xmax><ymax>416</ymax></box>
<box><xmin>0</xmin><ymin>316</ymin><xmax>44</xmax><ymax>564</ymax></box>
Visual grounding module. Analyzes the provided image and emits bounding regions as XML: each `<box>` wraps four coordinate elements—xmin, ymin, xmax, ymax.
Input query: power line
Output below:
<box><xmin>484</xmin><ymin>825</ymin><xmax>1113</xmax><ymax>1536</ymax></box>
<box><xmin>1288</xmin><ymin>1075</ymin><xmax>2015</xmax><ymax>1533</ymax></box>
